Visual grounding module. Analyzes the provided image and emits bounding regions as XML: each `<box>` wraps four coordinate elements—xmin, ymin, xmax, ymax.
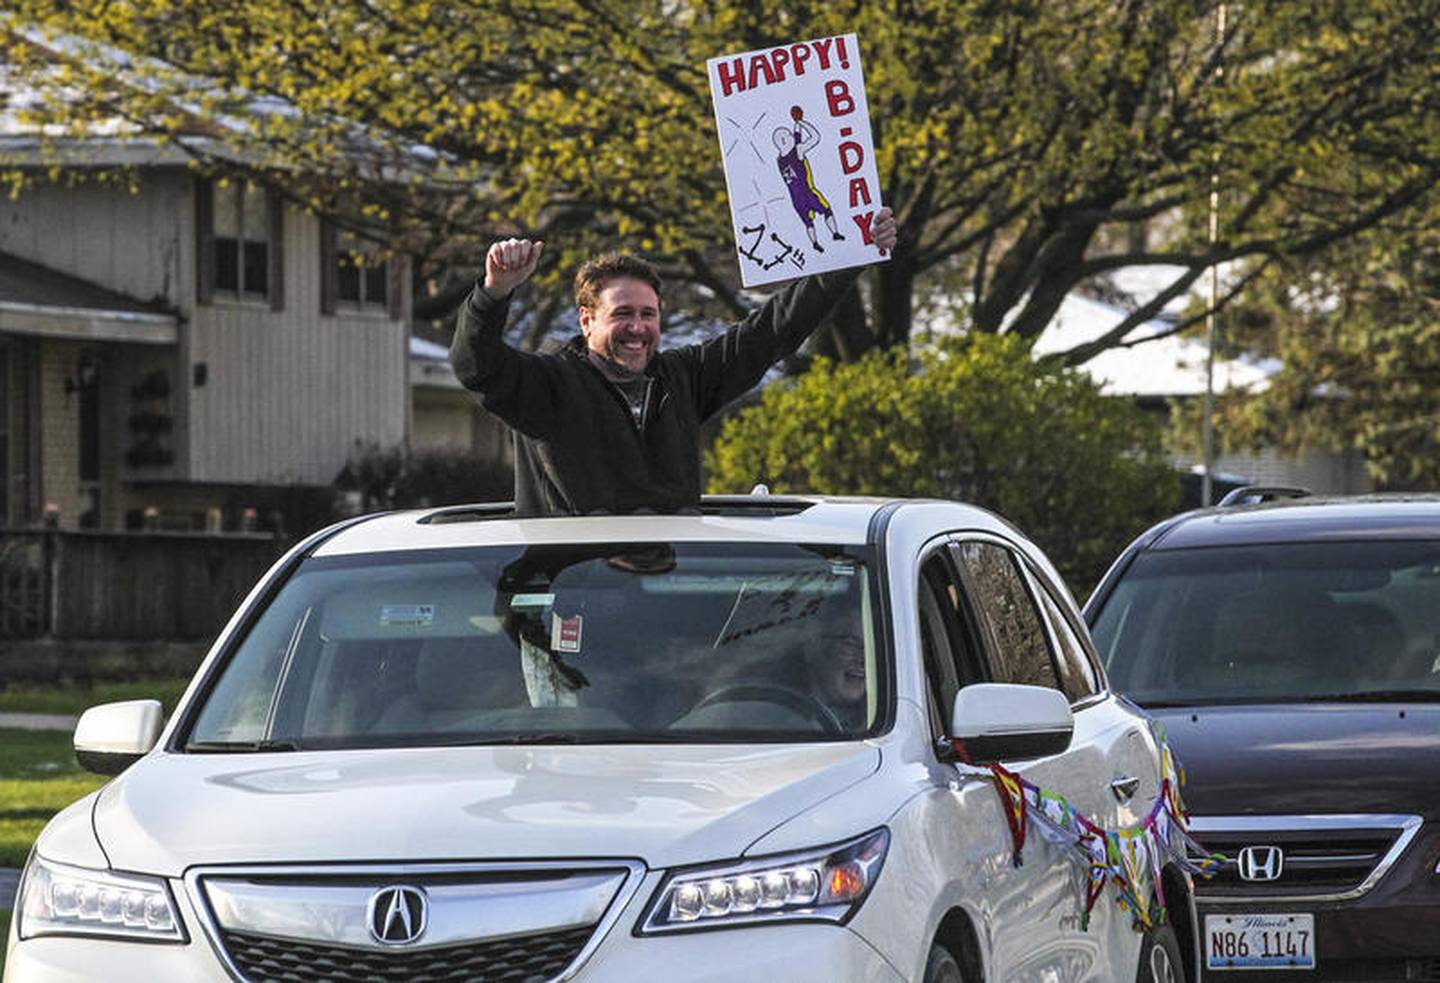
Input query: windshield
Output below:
<box><xmin>1091</xmin><ymin>541</ymin><xmax>1440</xmax><ymax>705</ymax></box>
<box><xmin>184</xmin><ymin>542</ymin><xmax>884</xmax><ymax>749</ymax></box>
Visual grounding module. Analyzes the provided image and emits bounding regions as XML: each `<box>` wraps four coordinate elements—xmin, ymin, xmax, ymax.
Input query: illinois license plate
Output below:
<box><xmin>1206</xmin><ymin>913</ymin><xmax>1315</xmax><ymax>970</ymax></box>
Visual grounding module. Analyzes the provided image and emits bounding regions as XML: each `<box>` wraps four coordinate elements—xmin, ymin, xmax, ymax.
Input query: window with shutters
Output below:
<box><xmin>321</xmin><ymin>223</ymin><xmax>401</xmax><ymax>317</ymax></box>
<box><xmin>197</xmin><ymin>179</ymin><xmax>283</xmax><ymax>308</ymax></box>
<box><xmin>215</xmin><ymin>183</ymin><xmax>269</xmax><ymax>297</ymax></box>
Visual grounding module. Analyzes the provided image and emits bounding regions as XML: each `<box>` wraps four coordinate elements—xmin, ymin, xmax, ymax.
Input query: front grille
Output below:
<box><xmin>222</xmin><ymin>925</ymin><xmax>593</xmax><ymax>982</ymax></box>
<box><xmin>1195</xmin><ymin>826</ymin><xmax>1401</xmax><ymax>897</ymax></box>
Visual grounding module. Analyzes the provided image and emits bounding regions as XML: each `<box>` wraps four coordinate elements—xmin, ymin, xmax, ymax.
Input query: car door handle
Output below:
<box><xmin>1110</xmin><ymin>776</ymin><xmax>1140</xmax><ymax>803</ymax></box>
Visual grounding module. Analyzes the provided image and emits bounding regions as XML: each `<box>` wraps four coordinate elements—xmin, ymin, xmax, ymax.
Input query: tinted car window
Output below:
<box><xmin>953</xmin><ymin>541</ymin><xmax>1059</xmax><ymax>690</ymax></box>
<box><xmin>1033</xmin><ymin>580</ymin><xmax>1100</xmax><ymax>701</ymax></box>
<box><xmin>1090</xmin><ymin>540</ymin><xmax>1440</xmax><ymax>704</ymax></box>
<box><xmin>917</xmin><ymin>553</ymin><xmax>989</xmax><ymax>731</ymax></box>
<box><xmin>187</xmin><ymin>543</ymin><xmax>883</xmax><ymax>748</ymax></box>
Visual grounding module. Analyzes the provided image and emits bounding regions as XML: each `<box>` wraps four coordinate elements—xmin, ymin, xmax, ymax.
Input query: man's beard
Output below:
<box><xmin>602</xmin><ymin>336</ymin><xmax>654</xmax><ymax>377</ymax></box>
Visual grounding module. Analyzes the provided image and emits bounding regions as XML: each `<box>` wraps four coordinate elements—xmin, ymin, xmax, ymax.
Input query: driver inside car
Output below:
<box><xmin>803</xmin><ymin>629</ymin><xmax>869</xmax><ymax>730</ymax></box>
<box><xmin>685</xmin><ymin>589</ymin><xmax>872</xmax><ymax>735</ymax></box>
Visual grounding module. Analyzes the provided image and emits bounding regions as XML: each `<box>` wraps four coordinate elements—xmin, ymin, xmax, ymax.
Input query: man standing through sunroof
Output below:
<box><xmin>450</xmin><ymin>207</ymin><xmax>896</xmax><ymax>516</ymax></box>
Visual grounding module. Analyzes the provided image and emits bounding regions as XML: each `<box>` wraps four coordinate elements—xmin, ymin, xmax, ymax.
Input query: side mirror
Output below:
<box><xmin>946</xmin><ymin>683</ymin><xmax>1074</xmax><ymax>764</ymax></box>
<box><xmin>74</xmin><ymin>700</ymin><xmax>164</xmax><ymax>776</ymax></box>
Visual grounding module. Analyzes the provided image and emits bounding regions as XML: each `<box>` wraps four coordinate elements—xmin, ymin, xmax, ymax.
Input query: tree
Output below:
<box><xmin>1180</xmin><ymin>218</ymin><xmax>1440</xmax><ymax>488</ymax></box>
<box><xmin>5</xmin><ymin>0</ymin><xmax>1438</xmax><ymax>358</ymax></box>
<box><xmin>705</xmin><ymin>334</ymin><xmax>1178</xmax><ymax>591</ymax></box>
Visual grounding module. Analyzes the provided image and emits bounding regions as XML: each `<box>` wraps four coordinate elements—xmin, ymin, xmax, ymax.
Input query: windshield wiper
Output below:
<box><xmin>438</xmin><ymin>732</ymin><xmax>737</xmax><ymax>746</ymax></box>
<box><xmin>440</xmin><ymin>733</ymin><xmax>584</xmax><ymax>746</ymax></box>
<box><xmin>1297</xmin><ymin>690</ymin><xmax>1440</xmax><ymax>703</ymax></box>
<box><xmin>186</xmin><ymin>739</ymin><xmax>302</xmax><ymax>753</ymax></box>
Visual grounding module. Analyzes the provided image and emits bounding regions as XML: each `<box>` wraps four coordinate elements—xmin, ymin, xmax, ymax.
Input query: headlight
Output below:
<box><xmin>18</xmin><ymin>854</ymin><xmax>186</xmax><ymax>943</ymax></box>
<box><xmin>639</xmin><ymin>828</ymin><xmax>889</xmax><ymax>934</ymax></box>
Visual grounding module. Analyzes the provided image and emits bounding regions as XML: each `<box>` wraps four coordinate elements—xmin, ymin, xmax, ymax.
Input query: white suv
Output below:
<box><xmin>7</xmin><ymin>497</ymin><xmax>1194</xmax><ymax>982</ymax></box>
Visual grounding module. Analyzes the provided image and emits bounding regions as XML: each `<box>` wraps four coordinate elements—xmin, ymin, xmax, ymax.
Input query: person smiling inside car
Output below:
<box><xmin>450</xmin><ymin>210</ymin><xmax>896</xmax><ymax>516</ymax></box>
<box><xmin>805</xmin><ymin>631</ymin><xmax>870</xmax><ymax>729</ymax></box>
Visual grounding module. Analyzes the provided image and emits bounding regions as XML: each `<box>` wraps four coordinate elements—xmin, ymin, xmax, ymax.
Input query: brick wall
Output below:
<box><xmin>37</xmin><ymin>339</ymin><xmax>83</xmax><ymax>528</ymax></box>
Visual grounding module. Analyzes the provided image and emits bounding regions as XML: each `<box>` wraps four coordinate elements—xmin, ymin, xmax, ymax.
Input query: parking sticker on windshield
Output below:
<box><xmin>380</xmin><ymin>604</ymin><xmax>435</xmax><ymax>628</ymax></box>
<box><xmin>511</xmin><ymin>592</ymin><xmax>555</xmax><ymax>608</ymax></box>
<box><xmin>551</xmin><ymin>614</ymin><xmax>583</xmax><ymax>654</ymax></box>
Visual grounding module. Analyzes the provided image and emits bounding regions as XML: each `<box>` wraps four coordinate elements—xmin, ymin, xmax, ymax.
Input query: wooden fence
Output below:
<box><xmin>0</xmin><ymin>529</ymin><xmax>283</xmax><ymax>642</ymax></box>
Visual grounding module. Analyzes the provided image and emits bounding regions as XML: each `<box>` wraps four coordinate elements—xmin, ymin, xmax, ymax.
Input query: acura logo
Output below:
<box><xmin>367</xmin><ymin>885</ymin><xmax>428</xmax><ymax>945</ymax></box>
<box><xmin>1236</xmin><ymin>845</ymin><xmax>1285</xmax><ymax>883</ymax></box>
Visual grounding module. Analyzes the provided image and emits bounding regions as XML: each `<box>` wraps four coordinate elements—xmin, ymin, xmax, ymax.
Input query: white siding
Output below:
<box><xmin>3</xmin><ymin>169</ymin><xmax>413</xmax><ymax>488</ymax></box>
<box><xmin>186</xmin><ymin>208</ymin><xmax>407</xmax><ymax>485</ymax></box>
<box><xmin>0</xmin><ymin>172</ymin><xmax>187</xmax><ymax>306</ymax></box>
<box><xmin>1213</xmin><ymin>448</ymin><xmax>1373</xmax><ymax>495</ymax></box>
<box><xmin>1174</xmin><ymin>447</ymin><xmax>1375</xmax><ymax>496</ymax></box>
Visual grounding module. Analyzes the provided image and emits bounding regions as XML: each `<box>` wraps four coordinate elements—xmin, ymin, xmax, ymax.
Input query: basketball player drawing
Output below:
<box><xmin>773</xmin><ymin>106</ymin><xmax>845</xmax><ymax>253</ymax></box>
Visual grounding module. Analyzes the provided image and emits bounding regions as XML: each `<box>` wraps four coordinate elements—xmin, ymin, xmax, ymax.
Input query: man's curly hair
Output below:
<box><xmin>574</xmin><ymin>253</ymin><xmax>663</xmax><ymax>309</ymax></box>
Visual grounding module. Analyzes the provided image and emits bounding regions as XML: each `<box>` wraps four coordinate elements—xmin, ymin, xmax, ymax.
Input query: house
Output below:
<box><xmin>1030</xmin><ymin>268</ymin><xmax>1373</xmax><ymax>503</ymax></box>
<box><xmin>409</xmin><ymin>336</ymin><xmax>509</xmax><ymax>462</ymax></box>
<box><xmin>0</xmin><ymin>138</ymin><xmax>415</xmax><ymax>532</ymax></box>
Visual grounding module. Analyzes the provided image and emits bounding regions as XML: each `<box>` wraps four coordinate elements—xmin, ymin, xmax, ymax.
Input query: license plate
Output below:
<box><xmin>1206</xmin><ymin>913</ymin><xmax>1315</xmax><ymax>970</ymax></box>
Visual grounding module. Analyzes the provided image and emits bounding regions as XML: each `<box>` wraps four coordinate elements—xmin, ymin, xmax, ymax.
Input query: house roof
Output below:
<box><xmin>0</xmin><ymin>251</ymin><xmax>175</xmax><ymax>317</ymax></box>
<box><xmin>2</xmin><ymin>22</ymin><xmax>443</xmax><ymax>177</ymax></box>
<box><xmin>1031</xmin><ymin>290</ymin><xmax>1278</xmax><ymax>398</ymax></box>
<box><xmin>0</xmin><ymin>251</ymin><xmax>178</xmax><ymax>344</ymax></box>
<box><xmin>410</xmin><ymin>336</ymin><xmax>450</xmax><ymax>362</ymax></box>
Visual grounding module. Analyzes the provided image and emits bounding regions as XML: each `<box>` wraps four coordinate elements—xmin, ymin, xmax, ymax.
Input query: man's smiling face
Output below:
<box><xmin>579</xmin><ymin>276</ymin><xmax>661</xmax><ymax>377</ymax></box>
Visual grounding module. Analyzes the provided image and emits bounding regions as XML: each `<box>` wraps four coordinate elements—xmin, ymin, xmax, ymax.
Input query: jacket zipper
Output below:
<box><xmin>574</xmin><ymin>348</ymin><xmax>662</xmax><ymax>436</ymax></box>
<box><xmin>637</xmin><ymin>379</ymin><xmax>656</xmax><ymax>432</ymax></box>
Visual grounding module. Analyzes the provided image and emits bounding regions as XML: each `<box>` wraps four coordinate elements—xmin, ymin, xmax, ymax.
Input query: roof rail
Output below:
<box><xmin>698</xmin><ymin>495</ymin><xmax>817</xmax><ymax>517</ymax></box>
<box><xmin>1217</xmin><ymin>485</ymin><xmax>1312</xmax><ymax>507</ymax></box>
<box><xmin>415</xmin><ymin>496</ymin><xmax>817</xmax><ymax>523</ymax></box>
<box><xmin>416</xmin><ymin>502</ymin><xmax>515</xmax><ymax>524</ymax></box>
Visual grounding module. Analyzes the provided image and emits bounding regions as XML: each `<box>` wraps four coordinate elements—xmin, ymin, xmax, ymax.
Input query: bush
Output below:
<box><xmin>706</xmin><ymin>334</ymin><xmax>1179</xmax><ymax>593</ymax></box>
<box><xmin>341</xmin><ymin>442</ymin><xmax>513</xmax><ymax>511</ymax></box>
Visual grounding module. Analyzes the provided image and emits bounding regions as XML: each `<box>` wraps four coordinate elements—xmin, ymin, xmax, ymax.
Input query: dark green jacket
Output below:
<box><xmin>449</xmin><ymin>270</ymin><xmax>857</xmax><ymax>515</ymax></box>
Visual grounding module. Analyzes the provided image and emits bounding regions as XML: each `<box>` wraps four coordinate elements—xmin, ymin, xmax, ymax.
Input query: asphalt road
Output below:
<box><xmin>1</xmin><ymin>868</ymin><xmax>17</xmax><ymax>911</ymax></box>
<box><xmin>0</xmin><ymin>713</ymin><xmax>77</xmax><ymax>732</ymax></box>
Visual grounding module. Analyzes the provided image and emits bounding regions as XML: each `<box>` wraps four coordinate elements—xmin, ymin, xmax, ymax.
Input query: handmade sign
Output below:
<box><xmin>966</xmin><ymin>718</ymin><xmax>1225</xmax><ymax>932</ymax></box>
<box><xmin>707</xmin><ymin>34</ymin><xmax>888</xmax><ymax>287</ymax></box>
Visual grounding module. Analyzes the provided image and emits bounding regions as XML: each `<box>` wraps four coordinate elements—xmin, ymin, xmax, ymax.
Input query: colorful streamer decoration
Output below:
<box><xmin>970</xmin><ymin>717</ymin><xmax>1226</xmax><ymax>932</ymax></box>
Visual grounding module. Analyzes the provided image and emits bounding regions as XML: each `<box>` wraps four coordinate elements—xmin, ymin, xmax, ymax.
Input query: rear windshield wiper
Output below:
<box><xmin>186</xmin><ymin>739</ymin><xmax>302</xmax><ymax>753</ymax></box>
<box><xmin>1297</xmin><ymin>690</ymin><xmax>1440</xmax><ymax>703</ymax></box>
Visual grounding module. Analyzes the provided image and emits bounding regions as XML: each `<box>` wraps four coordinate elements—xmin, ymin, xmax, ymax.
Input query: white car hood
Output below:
<box><xmin>92</xmin><ymin>743</ymin><xmax>880</xmax><ymax>874</ymax></box>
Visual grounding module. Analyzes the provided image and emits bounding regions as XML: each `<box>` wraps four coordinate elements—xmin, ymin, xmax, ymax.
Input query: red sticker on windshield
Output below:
<box><xmin>552</xmin><ymin>614</ymin><xmax>583</xmax><ymax>654</ymax></box>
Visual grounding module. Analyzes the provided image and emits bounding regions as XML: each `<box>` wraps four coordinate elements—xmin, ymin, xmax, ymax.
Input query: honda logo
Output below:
<box><xmin>1236</xmin><ymin>845</ymin><xmax>1285</xmax><ymax>883</ymax></box>
<box><xmin>367</xmin><ymin>885</ymin><xmax>427</xmax><ymax>945</ymax></box>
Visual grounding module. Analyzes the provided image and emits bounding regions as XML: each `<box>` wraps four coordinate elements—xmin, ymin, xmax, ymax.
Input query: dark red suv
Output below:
<box><xmin>1085</xmin><ymin>492</ymin><xmax>1440</xmax><ymax>982</ymax></box>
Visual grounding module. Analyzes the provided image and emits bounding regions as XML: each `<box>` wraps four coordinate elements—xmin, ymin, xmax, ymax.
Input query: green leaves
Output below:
<box><xmin>1195</xmin><ymin>218</ymin><xmax>1440</xmax><ymax>488</ymax></box>
<box><xmin>707</xmin><ymin>334</ymin><xmax>1178</xmax><ymax>591</ymax></box>
<box><xmin>4</xmin><ymin>0</ymin><xmax>1436</xmax><ymax>355</ymax></box>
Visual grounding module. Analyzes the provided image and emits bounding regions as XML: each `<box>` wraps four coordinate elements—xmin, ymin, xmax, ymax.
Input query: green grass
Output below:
<box><xmin>0</xmin><ymin>677</ymin><xmax>193</xmax><ymax>718</ymax></box>
<box><xmin>0</xmin><ymin>730</ymin><xmax>107</xmax><ymax>870</ymax></box>
<box><xmin>0</xmin><ymin>730</ymin><xmax>113</xmax><ymax>981</ymax></box>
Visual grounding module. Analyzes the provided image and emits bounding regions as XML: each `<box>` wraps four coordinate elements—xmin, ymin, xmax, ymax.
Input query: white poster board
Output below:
<box><xmin>707</xmin><ymin>34</ymin><xmax>888</xmax><ymax>287</ymax></box>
